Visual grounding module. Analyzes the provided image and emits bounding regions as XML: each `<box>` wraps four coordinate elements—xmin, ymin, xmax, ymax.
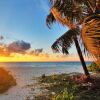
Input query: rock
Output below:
<box><xmin>41</xmin><ymin>74</ymin><xmax>45</xmax><ymax>79</ymax></box>
<box><xmin>51</xmin><ymin>92</ymin><xmax>55</xmax><ymax>95</ymax></box>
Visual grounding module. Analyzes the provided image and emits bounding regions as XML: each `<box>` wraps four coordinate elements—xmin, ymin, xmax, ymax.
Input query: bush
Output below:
<box><xmin>88</xmin><ymin>62</ymin><xmax>100</xmax><ymax>72</ymax></box>
<box><xmin>52</xmin><ymin>82</ymin><xmax>78</xmax><ymax>100</ymax></box>
<box><xmin>0</xmin><ymin>68</ymin><xmax>16</xmax><ymax>93</ymax></box>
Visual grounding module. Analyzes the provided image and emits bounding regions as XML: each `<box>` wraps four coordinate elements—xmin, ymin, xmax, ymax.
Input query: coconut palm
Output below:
<box><xmin>48</xmin><ymin>0</ymin><xmax>100</xmax><ymax>66</ymax></box>
<box><xmin>51</xmin><ymin>28</ymin><xmax>90</xmax><ymax>78</ymax></box>
<box><xmin>46</xmin><ymin>0</ymin><xmax>93</xmax><ymax>78</ymax></box>
<box><xmin>46</xmin><ymin>0</ymin><xmax>100</xmax><ymax>78</ymax></box>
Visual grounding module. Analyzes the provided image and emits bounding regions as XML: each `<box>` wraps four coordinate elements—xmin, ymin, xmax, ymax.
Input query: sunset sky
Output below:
<box><xmin>0</xmin><ymin>0</ymin><xmax>91</xmax><ymax>62</ymax></box>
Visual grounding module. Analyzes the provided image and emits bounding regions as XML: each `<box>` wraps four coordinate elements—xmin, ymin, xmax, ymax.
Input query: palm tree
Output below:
<box><xmin>47</xmin><ymin>0</ymin><xmax>100</xmax><ymax>77</ymax></box>
<box><xmin>82</xmin><ymin>14</ymin><xmax>100</xmax><ymax>66</ymax></box>
<box><xmin>49</xmin><ymin>0</ymin><xmax>100</xmax><ymax>65</ymax></box>
<box><xmin>51</xmin><ymin>28</ymin><xmax>90</xmax><ymax>78</ymax></box>
<box><xmin>46</xmin><ymin>0</ymin><xmax>100</xmax><ymax>78</ymax></box>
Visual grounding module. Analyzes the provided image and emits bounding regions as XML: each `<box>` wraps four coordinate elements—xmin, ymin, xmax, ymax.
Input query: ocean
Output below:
<box><xmin>1</xmin><ymin>61</ymin><xmax>91</xmax><ymax>75</ymax></box>
<box><xmin>1</xmin><ymin>61</ymin><xmax>91</xmax><ymax>68</ymax></box>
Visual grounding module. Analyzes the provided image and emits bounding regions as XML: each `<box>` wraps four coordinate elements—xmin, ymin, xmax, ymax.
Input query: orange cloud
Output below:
<box><xmin>0</xmin><ymin>40</ymin><xmax>92</xmax><ymax>62</ymax></box>
<box><xmin>0</xmin><ymin>45</ymin><xmax>10</xmax><ymax>56</ymax></box>
<box><xmin>7</xmin><ymin>40</ymin><xmax>31</xmax><ymax>54</ymax></box>
<box><xmin>0</xmin><ymin>40</ymin><xmax>31</xmax><ymax>57</ymax></box>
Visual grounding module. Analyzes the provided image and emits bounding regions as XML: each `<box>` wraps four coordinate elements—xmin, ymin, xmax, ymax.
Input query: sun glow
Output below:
<box><xmin>0</xmin><ymin>53</ymin><xmax>92</xmax><ymax>62</ymax></box>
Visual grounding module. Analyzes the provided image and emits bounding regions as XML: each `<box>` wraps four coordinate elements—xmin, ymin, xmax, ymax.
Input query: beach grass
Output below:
<box><xmin>0</xmin><ymin>68</ymin><xmax>16</xmax><ymax>93</ymax></box>
<box><xmin>34</xmin><ymin>73</ymin><xmax>100</xmax><ymax>100</ymax></box>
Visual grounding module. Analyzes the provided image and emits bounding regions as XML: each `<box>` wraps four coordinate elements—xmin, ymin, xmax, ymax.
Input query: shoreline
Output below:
<box><xmin>0</xmin><ymin>66</ymin><xmax>83</xmax><ymax>100</ymax></box>
<box><xmin>1</xmin><ymin>63</ymin><xmax>98</xmax><ymax>100</ymax></box>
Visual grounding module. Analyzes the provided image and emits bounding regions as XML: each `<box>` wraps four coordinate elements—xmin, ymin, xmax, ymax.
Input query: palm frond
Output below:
<box><xmin>48</xmin><ymin>0</ymin><xmax>97</xmax><ymax>25</ymax></box>
<box><xmin>82</xmin><ymin>14</ymin><xmax>100</xmax><ymax>66</ymax></box>
<box><xmin>46</xmin><ymin>12</ymin><xmax>56</xmax><ymax>28</ymax></box>
<box><xmin>52</xmin><ymin>0</ymin><xmax>89</xmax><ymax>24</ymax></box>
<box><xmin>51</xmin><ymin>28</ymin><xmax>80</xmax><ymax>55</ymax></box>
<box><xmin>51</xmin><ymin>7</ymin><xmax>76</xmax><ymax>28</ymax></box>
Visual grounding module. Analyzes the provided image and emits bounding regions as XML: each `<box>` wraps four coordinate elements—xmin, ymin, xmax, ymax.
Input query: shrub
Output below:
<box><xmin>52</xmin><ymin>82</ymin><xmax>78</xmax><ymax>100</ymax></box>
<box><xmin>0</xmin><ymin>68</ymin><xmax>16</xmax><ymax>93</ymax></box>
<box><xmin>88</xmin><ymin>62</ymin><xmax>100</xmax><ymax>72</ymax></box>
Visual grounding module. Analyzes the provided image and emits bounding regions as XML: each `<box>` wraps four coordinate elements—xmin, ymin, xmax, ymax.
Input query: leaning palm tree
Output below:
<box><xmin>51</xmin><ymin>28</ymin><xmax>90</xmax><ymax>78</ymax></box>
<box><xmin>47</xmin><ymin>0</ymin><xmax>100</xmax><ymax>76</ymax></box>
<box><xmin>48</xmin><ymin>0</ymin><xmax>100</xmax><ymax>66</ymax></box>
<box><xmin>46</xmin><ymin>0</ymin><xmax>91</xmax><ymax>78</ymax></box>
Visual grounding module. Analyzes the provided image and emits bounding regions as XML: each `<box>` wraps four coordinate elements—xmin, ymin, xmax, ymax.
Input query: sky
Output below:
<box><xmin>0</xmin><ymin>0</ymin><xmax>91</xmax><ymax>62</ymax></box>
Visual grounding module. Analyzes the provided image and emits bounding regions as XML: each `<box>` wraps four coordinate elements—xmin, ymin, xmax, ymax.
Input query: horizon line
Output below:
<box><xmin>0</xmin><ymin>61</ymin><xmax>92</xmax><ymax>63</ymax></box>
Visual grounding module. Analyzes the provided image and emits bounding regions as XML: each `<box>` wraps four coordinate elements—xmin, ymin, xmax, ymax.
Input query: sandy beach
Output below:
<box><xmin>0</xmin><ymin>62</ymin><xmax>84</xmax><ymax>100</ymax></box>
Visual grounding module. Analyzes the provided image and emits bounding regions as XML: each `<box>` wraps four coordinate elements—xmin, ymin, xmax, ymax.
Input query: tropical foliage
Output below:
<box><xmin>36</xmin><ymin>73</ymin><xmax>100</xmax><ymax>100</ymax></box>
<box><xmin>47</xmin><ymin>0</ymin><xmax>100</xmax><ymax>66</ymax></box>
<box><xmin>52</xmin><ymin>88</ymin><xmax>76</xmax><ymax>100</ymax></box>
<box><xmin>51</xmin><ymin>28</ymin><xmax>80</xmax><ymax>55</ymax></box>
<box><xmin>88</xmin><ymin>62</ymin><xmax>100</xmax><ymax>72</ymax></box>
<box><xmin>82</xmin><ymin>14</ymin><xmax>100</xmax><ymax>66</ymax></box>
<box><xmin>46</xmin><ymin>0</ymin><xmax>91</xmax><ymax>77</ymax></box>
<box><xmin>49</xmin><ymin>0</ymin><xmax>94</xmax><ymax>26</ymax></box>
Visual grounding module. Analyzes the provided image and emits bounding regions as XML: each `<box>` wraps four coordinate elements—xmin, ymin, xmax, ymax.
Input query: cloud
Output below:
<box><xmin>35</xmin><ymin>48</ymin><xmax>43</xmax><ymax>54</ymax></box>
<box><xmin>0</xmin><ymin>45</ymin><xmax>10</xmax><ymax>56</ymax></box>
<box><xmin>0</xmin><ymin>39</ymin><xmax>79</xmax><ymax>61</ymax></box>
<box><xmin>0</xmin><ymin>40</ymin><xmax>48</xmax><ymax>57</ymax></box>
<box><xmin>0</xmin><ymin>41</ymin><xmax>92</xmax><ymax>61</ymax></box>
<box><xmin>29</xmin><ymin>48</ymin><xmax>43</xmax><ymax>56</ymax></box>
<box><xmin>0</xmin><ymin>40</ymin><xmax>31</xmax><ymax>56</ymax></box>
<box><xmin>7</xmin><ymin>40</ymin><xmax>31</xmax><ymax>53</ymax></box>
<box><xmin>28</xmin><ymin>48</ymin><xmax>50</xmax><ymax>57</ymax></box>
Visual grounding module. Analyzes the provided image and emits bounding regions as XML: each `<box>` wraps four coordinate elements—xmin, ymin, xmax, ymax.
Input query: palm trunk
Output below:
<box><xmin>74</xmin><ymin>37</ymin><xmax>90</xmax><ymax>79</ymax></box>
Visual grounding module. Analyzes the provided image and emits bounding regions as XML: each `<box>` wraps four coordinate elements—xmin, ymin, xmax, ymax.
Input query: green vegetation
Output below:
<box><xmin>52</xmin><ymin>84</ymin><xmax>77</xmax><ymax>100</ymax></box>
<box><xmin>0</xmin><ymin>68</ymin><xmax>16</xmax><ymax>93</ymax></box>
<box><xmin>88</xmin><ymin>62</ymin><xmax>100</xmax><ymax>73</ymax></box>
<box><xmin>35</xmin><ymin>73</ymin><xmax>100</xmax><ymax>100</ymax></box>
